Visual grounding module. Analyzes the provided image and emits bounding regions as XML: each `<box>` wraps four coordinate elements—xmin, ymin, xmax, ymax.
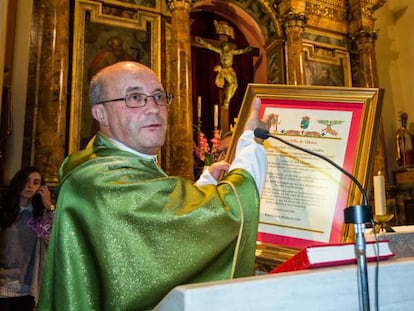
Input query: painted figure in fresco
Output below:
<box><xmin>396</xmin><ymin>112</ymin><xmax>413</xmax><ymax>167</ymax></box>
<box><xmin>87</xmin><ymin>36</ymin><xmax>135</xmax><ymax>82</ymax></box>
<box><xmin>314</xmin><ymin>68</ymin><xmax>337</xmax><ymax>86</ymax></box>
<box><xmin>195</xmin><ymin>36</ymin><xmax>252</xmax><ymax>109</ymax></box>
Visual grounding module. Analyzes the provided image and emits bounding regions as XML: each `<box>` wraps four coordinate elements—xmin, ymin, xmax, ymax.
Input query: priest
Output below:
<box><xmin>38</xmin><ymin>61</ymin><xmax>269</xmax><ymax>310</ymax></box>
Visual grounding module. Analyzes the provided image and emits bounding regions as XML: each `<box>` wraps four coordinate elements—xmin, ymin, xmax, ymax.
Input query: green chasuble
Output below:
<box><xmin>38</xmin><ymin>133</ymin><xmax>260</xmax><ymax>311</ymax></box>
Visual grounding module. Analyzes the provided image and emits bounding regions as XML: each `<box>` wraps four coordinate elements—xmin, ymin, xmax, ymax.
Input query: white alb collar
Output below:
<box><xmin>109</xmin><ymin>138</ymin><xmax>158</xmax><ymax>162</ymax></box>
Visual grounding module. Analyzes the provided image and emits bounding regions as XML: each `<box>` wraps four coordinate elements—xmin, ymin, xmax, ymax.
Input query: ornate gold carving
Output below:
<box><xmin>167</xmin><ymin>0</ymin><xmax>192</xmax><ymax>11</ymax></box>
<box><xmin>348</xmin><ymin>0</ymin><xmax>386</xmax><ymax>20</ymax></box>
<box><xmin>306</xmin><ymin>2</ymin><xmax>346</xmax><ymax>21</ymax></box>
<box><xmin>214</xmin><ymin>20</ymin><xmax>235</xmax><ymax>40</ymax></box>
<box><xmin>282</xmin><ymin>11</ymin><xmax>307</xmax><ymax>34</ymax></box>
<box><xmin>313</xmin><ymin>46</ymin><xmax>335</xmax><ymax>58</ymax></box>
<box><xmin>303</xmin><ymin>43</ymin><xmax>352</xmax><ymax>87</ymax></box>
<box><xmin>101</xmin><ymin>6</ymin><xmax>138</xmax><ymax>19</ymax></box>
<box><xmin>353</xmin><ymin>27</ymin><xmax>377</xmax><ymax>52</ymax></box>
<box><xmin>307</xmin><ymin>0</ymin><xmax>346</xmax><ymax>7</ymax></box>
<box><xmin>361</xmin><ymin>0</ymin><xmax>386</xmax><ymax>17</ymax></box>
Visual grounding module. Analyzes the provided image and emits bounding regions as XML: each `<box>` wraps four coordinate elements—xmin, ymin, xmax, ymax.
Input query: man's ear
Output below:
<box><xmin>91</xmin><ymin>104</ymin><xmax>109</xmax><ymax>127</ymax></box>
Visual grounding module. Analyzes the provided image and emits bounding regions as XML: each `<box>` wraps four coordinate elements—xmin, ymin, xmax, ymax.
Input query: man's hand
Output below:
<box><xmin>244</xmin><ymin>97</ymin><xmax>275</xmax><ymax>143</ymax></box>
<box><xmin>244</xmin><ymin>97</ymin><xmax>262</xmax><ymax>131</ymax></box>
<box><xmin>244</xmin><ymin>97</ymin><xmax>275</xmax><ymax>131</ymax></box>
<box><xmin>208</xmin><ymin>161</ymin><xmax>230</xmax><ymax>181</ymax></box>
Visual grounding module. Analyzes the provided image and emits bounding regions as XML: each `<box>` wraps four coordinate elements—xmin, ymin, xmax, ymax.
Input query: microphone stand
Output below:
<box><xmin>254</xmin><ymin>128</ymin><xmax>372</xmax><ymax>311</ymax></box>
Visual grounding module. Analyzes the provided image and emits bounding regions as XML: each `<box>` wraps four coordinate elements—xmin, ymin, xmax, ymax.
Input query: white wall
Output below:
<box><xmin>3</xmin><ymin>1</ymin><xmax>33</xmax><ymax>183</ymax></box>
<box><xmin>0</xmin><ymin>0</ymin><xmax>9</xmax><ymax>114</ymax></box>
<box><xmin>375</xmin><ymin>0</ymin><xmax>414</xmax><ymax>181</ymax></box>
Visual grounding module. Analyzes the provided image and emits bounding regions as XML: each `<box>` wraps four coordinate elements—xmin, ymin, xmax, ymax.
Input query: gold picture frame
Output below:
<box><xmin>68</xmin><ymin>0</ymin><xmax>161</xmax><ymax>153</ymax></box>
<box><xmin>226</xmin><ymin>84</ymin><xmax>383</xmax><ymax>266</ymax></box>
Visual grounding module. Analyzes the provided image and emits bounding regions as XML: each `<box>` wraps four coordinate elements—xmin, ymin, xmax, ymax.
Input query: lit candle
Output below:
<box><xmin>214</xmin><ymin>104</ymin><xmax>218</xmax><ymax>128</ymax></box>
<box><xmin>373</xmin><ymin>173</ymin><xmax>387</xmax><ymax>215</ymax></box>
<box><xmin>197</xmin><ymin>96</ymin><xmax>202</xmax><ymax>119</ymax></box>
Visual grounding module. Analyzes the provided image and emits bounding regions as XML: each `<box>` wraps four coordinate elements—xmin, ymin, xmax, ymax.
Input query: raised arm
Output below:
<box><xmin>195</xmin><ymin>36</ymin><xmax>221</xmax><ymax>54</ymax></box>
<box><xmin>228</xmin><ymin>98</ymin><xmax>274</xmax><ymax>194</ymax></box>
<box><xmin>232</xmin><ymin>46</ymin><xmax>253</xmax><ymax>56</ymax></box>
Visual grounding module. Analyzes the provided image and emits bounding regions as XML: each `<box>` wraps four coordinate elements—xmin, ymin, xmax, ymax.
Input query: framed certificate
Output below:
<box><xmin>226</xmin><ymin>84</ymin><xmax>383</xmax><ymax>255</ymax></box>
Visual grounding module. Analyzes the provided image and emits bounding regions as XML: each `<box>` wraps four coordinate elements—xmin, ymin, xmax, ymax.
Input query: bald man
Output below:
<box><xmin>38</xmin><ymin>62</ymin><xmax>268</xmax><ymax>310</ymax></box>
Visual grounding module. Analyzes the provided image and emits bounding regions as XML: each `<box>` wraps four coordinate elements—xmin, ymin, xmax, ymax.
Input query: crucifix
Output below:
<box><xmin>193</xmin><ymin>20</ymin><xmax>258</xmax><ymax>132</ymax></box>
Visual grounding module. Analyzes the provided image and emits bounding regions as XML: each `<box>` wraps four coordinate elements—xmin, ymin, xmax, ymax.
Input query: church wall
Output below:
<box><xmin>1</xmin><ymin>0</ymin><xmax>413</xmax><ymax>189</ymax></box>
<box><xmin>3</xmin><ymin>1</ymin><xmax>33</xmax><ymax>183</ymax></box>
<box><xmin>375</xmin><ymin>0</ymin><xmax>414</xmax><ymax>182</ymax></box>
<box><xmin>0</xmin><ymin>0</ymin><xmax>7</xmax><ymax>111</ymax></box>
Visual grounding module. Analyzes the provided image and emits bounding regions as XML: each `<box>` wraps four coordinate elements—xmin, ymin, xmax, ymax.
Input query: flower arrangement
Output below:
<box><xmin>193</xmin><ymin>127</ymin><xmax>221</xmax><ymax>166</ymax></box>
<box><xmin>27</xmin><ymin>211</ymin><xmax>54</xmax><ymax>243</ymax></box>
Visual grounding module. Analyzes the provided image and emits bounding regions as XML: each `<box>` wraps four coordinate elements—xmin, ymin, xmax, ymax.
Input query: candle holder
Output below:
<box><xmin>373</xmin><ymin>214</ymin><xmax>395</xmax><ymax>233</ymax></box>
<box><xmin>196</xmin><ymin>117</ymin><xmax>202</xmax><ymax>131</ymax></box>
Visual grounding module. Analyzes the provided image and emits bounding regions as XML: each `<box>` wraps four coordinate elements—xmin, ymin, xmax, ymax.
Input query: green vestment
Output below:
<box><xmin>38</xmin><ymin>133</ymin><xmax>260</xmax><ymax>310</ymax></box>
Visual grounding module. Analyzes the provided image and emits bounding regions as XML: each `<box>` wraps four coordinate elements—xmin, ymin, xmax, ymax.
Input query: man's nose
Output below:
<box><xmin>144</xmin><ymin>97</ymin><xmax>160</xmax><ymax>112</ymax></box>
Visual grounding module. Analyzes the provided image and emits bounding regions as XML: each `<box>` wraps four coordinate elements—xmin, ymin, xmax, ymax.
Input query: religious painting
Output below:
<box><xmin>226</xmin><ymin>84</ymin><xmax>383</xmax><ymax>264</ymax></box>
<box><xmin>69</xmin><ymin>0</ymin><xmax>161</xmax><ymax>153</ymax></box>
<box><xmin>266</xmin><ymin>40</ymin><xmax>285</xmax><ymax>84</ymax></box>
<box><xmin>303</xmin><ymin>43</ymin><xmax>351</xmax><ymax>87</ymax></box>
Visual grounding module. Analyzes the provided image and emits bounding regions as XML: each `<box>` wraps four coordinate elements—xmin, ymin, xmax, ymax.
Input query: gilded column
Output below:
<box><xmin>167</xmin><ymin>0</ymin><xmax>194</xmax><ymax>180</ymax></box>
<box><xmin>348</xmin><ymin>0</ymin><xmax>385</xmax><ymax>87</ymax></box>
<box><xmin>348</xmin><ymin>0</ymin><xmax>386</xmax><ymax>180</ymax></box>
<box><xmin>281</xmin><ymin>11</ymin><xmax>307</xmax><ymax>85</ymax></box>
<box><xmin>353</xmin><ymin>28</ymin><xmax>378</xmax><ymax>88</ymax></box>
<box><xmin>24</xmin><ymin>0</ymin><xmax>69</xmax><ymax>184</ymax></box>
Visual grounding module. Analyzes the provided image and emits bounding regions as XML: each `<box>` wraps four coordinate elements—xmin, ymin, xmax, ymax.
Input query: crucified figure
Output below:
<box><xmin>196</xmin><ymin>37</ymin><xmax>252</xmax><ymax>108</ymax></box>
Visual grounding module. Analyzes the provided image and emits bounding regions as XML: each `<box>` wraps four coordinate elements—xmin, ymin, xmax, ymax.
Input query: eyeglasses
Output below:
<box><xmin>98</xmin><ymin>92</ymin><xmax>173</xmax><ymax>108</ymax></box>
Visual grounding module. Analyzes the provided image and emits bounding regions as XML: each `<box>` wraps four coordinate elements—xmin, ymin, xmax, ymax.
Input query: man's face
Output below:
<box><xmin>94</xmin><ymin>63</ymin><xmax>168</xmax><ymax>155</ymax></box>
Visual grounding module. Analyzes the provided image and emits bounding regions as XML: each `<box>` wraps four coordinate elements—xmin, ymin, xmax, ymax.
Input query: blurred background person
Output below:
<box><xmin>0</xmin><ymin>167</ymin><xmax>55</xmax><ymax>311</ymax></box>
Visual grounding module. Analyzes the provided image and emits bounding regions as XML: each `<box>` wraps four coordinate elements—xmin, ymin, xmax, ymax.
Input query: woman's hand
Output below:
<box><xmin>37</xmin><ymin>185</ymin><xmax>53</xmax><ymax>210</ymax></box>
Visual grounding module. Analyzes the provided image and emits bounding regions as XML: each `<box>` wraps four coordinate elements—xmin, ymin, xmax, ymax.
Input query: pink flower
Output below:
<box><xmin>194</xmin><ymin>128</ymin><xmax>222</xmax><ymax>166</ymax></box>
<box><xmin>210</xmin><ymin>129</ymin><xmax>221</xmax><ymax>153</ymax></box>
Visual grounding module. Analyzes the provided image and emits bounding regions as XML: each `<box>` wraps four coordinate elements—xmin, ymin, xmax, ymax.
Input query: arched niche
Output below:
<box><xmin>189</xmin><ymin>0</ymin><xmax>283</xmax><ymax>134</ymax></box>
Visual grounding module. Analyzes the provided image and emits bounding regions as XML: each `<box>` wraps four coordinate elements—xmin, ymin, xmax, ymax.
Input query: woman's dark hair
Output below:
<box><xmin>0</xmin><ymin>166</ymin><xmax>45</xmax><ymax>229</ymax></box>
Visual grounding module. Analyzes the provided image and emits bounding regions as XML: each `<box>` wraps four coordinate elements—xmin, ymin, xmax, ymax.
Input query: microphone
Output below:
<box><xmin>254</xmin><ymin>128</ymin><xmax>370</xmax><ymax>207</ymax></box>
<box><xmin>254</xmin><ymin>127</ymin><xmax>373</xmax><ymax>311</ymax></box>
<box><xmin>254</xmin><ymin>127</ymin><xmax>270</xmax><ymax>139</ymax></box>
<box><xmin>253</xmin><ymin>127</ymin><xmax>270</xmax><ymax>140</ymax></box>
